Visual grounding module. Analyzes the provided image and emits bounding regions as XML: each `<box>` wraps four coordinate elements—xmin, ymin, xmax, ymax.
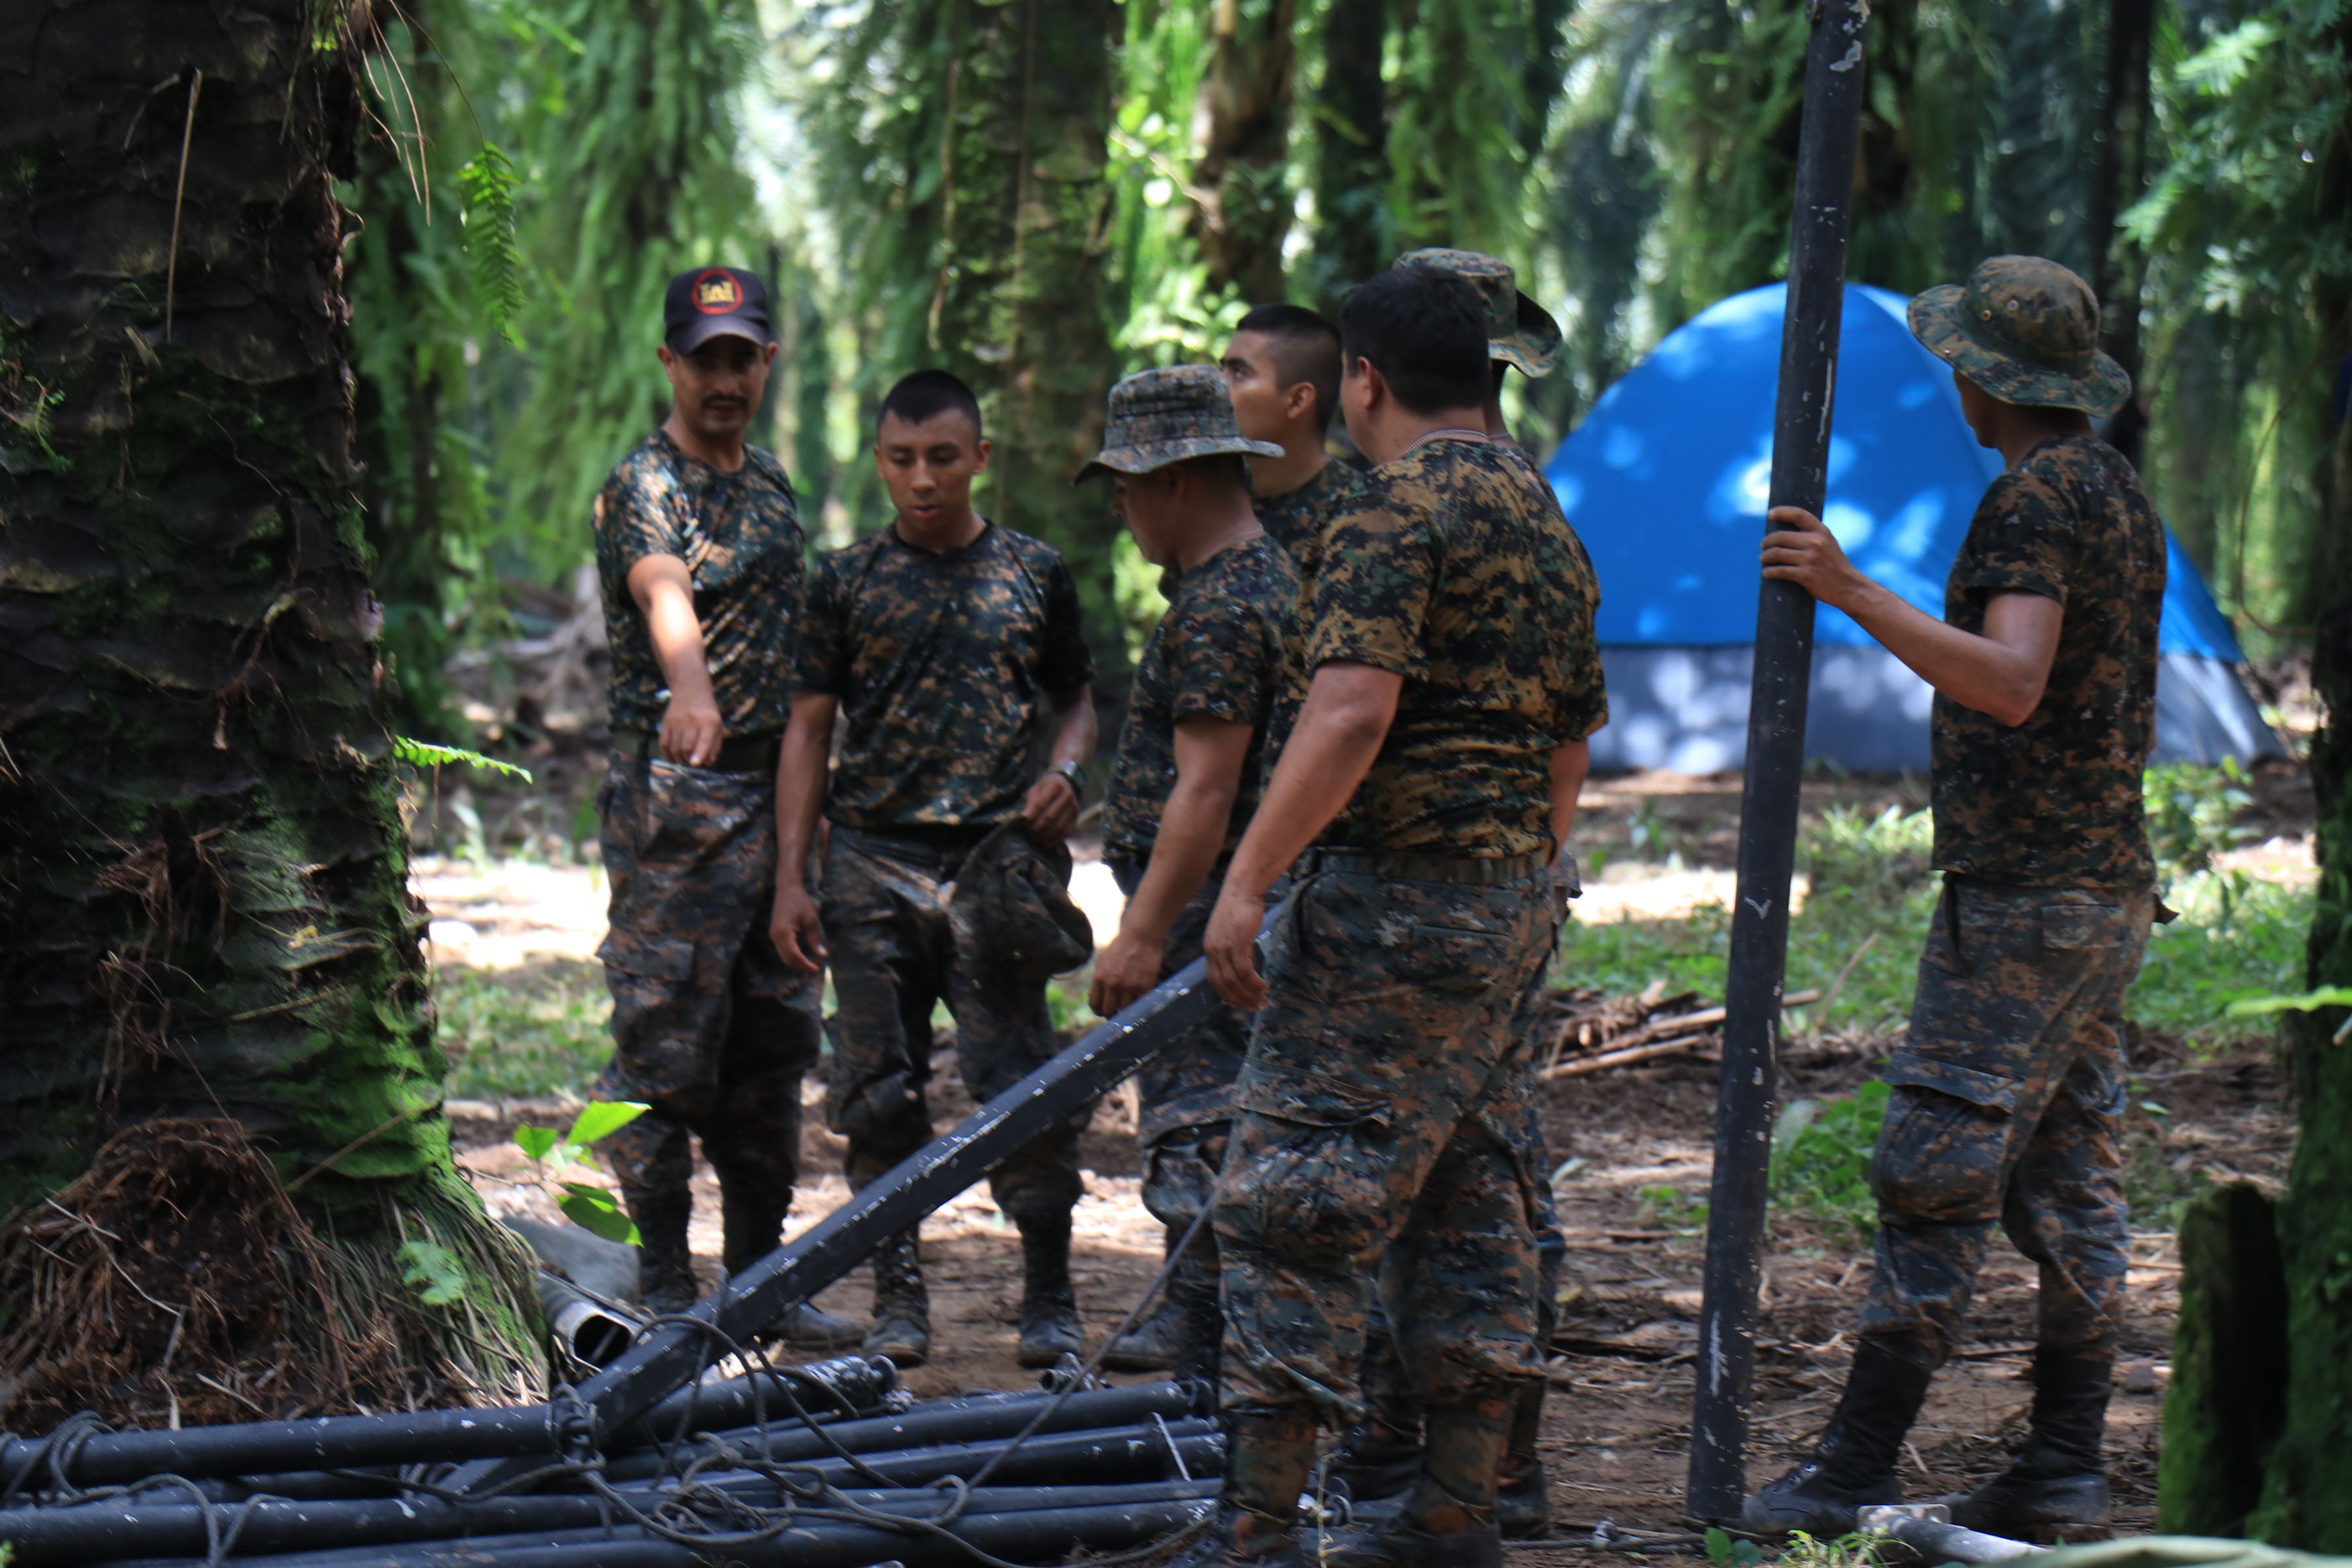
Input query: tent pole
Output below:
<box><xmin>1685</xmin><ymin>0</ymin><xmax>1871</xmax><ymax>1523</ymax></box>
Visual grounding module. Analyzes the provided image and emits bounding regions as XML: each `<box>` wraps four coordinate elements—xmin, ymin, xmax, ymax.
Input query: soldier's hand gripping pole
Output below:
<box><xmin>1686</xmin><ymin>0</ymin><xmax>1869</xmax><ymax>1524</ymax></box>
<box><xmin>446</xmin><ymin>907</ymin><xmax>1285</xmax><ymax>1500</ymax></box>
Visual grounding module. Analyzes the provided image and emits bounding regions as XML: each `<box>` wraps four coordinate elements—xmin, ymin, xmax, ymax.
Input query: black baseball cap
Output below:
<box><xmin>662</xmin><ymin>266</ymin><xmax>774</xmax><ymax>353</ymax></box>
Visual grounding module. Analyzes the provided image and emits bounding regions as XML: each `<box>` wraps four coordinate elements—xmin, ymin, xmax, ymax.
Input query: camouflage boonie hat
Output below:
<box><xmin>1075</xmin><ymin>364</ymin><xmax>1284</xmax><ymax>482</ymax></box>
<box><xmin>1394</xmin><ymin>248</ymin><xmax>1562</xmax><ymax>378</ymax></box>
<box><xmin>1908</xmin><ymin>255</ymin><xmax>2131</xmax><ymax>418</ymax></box>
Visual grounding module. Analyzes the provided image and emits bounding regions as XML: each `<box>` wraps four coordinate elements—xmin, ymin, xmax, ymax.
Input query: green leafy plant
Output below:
<box><xmin>392</xmin><ymin>735</ymin><xmax>533</xmax><ymax>782</ymax></box>
<box><xmin>1637</xmin><ymin>1184</ymin><xmax>1709</xmax><ymax>1234</ymax></box>
<box><xmin>514</xmin><ymin>1100</ymin><xmax>651</xmax><ymax>1245</ymax></box>
<box><xmin>1770</xmin><ymin>1081</ymin><xmax>1891</xmax><ymax>1245</ymax></box>
<box><xmin>1704</xmin><ymin>1526</ymin><xmax>1765</xmax><ymax>1568</ymax></box>
<box><xmin>457</xmin><ymin>142</ymin><xmax>528</xmax><ymax>348</ymax></box>
<box><xmin>2144</xmin><ymin>760</ymin><xmax>2255</xmax><ymax>887</ymax></box>
<box><xmin>397</xmin><ymin>1239</ymin><xmax>471</xmax><ymax>1307</ymax></box>
<box><xmin>1775</xmin><ymin>1531</ymin><xmax>1891</xmax><ymax>1568</ymax></box>
<box><xmin>440</xmin><ymin>961</ymin><xmax>612</xmax><ymax>1098</ymax></box>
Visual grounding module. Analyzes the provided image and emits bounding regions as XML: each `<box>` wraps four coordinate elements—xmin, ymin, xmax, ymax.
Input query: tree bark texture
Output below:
<box><xmin>2252</xmin><ymin>588</ymin><xmax>2352</xmax><ymax>1544</ymax></box>
<box><xmin>2157</xmin><ymin>1182</ymin><xmax>2289</xmax><ymax>1533</ymax></box>
<box><xmin>1310</xmin><ymin>0</ymin><xmax>1389</xmax><ymax>312</ymax></box>
<box><xmin>921</xmin><ymin>0</ymin><xmax>1125</xmax><ymax>679</ymax></box>
<box><xmin>1191</xmin><ymin>0</ymin><xmax>1298</xmax><ymax>302</ymax></box>
<box><xmin>0</xmin><ymin>0</ymin><xmax>537</xmax><ymax>1388</ymax></box>
<box><xmin>2085</xmin><ymin>0</ymin><xmax>2154</xmax><ymax>471</ymax></box>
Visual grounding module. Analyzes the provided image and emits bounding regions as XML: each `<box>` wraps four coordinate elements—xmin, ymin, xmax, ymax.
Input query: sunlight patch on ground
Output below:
<box><xmin>1576</xmin><ymin>866</ymin><xmax>1808</xmax><ymax>923</ymax></box>
<box><xmin>416</xmin><ymin>855</ymin><xmax>608</xmax><ymax>969</ymax></box>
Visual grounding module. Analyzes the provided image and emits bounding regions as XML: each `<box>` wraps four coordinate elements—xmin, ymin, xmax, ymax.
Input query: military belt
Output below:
<box><xmin>1303</xmin><ymin>847</ymin><xmax>1548</xmax><ymax>886</ymax></box>
<box><xmin>608</xmin><ymin>727</ymin><xmax>781</xmax><ymax>773</ymax></box>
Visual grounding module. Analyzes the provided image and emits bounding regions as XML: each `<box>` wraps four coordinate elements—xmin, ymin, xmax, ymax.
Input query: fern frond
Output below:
<box><xmin>459</xmin><ymin>142</ymin><xmax>529</xmax><ymax>350</ymax></box>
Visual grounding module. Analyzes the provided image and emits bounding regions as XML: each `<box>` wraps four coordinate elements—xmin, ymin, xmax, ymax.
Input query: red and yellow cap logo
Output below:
<box><xmin>693</xmin><ymin>270</ymin><xmax>743</xmax><ymax>314</ymax></box>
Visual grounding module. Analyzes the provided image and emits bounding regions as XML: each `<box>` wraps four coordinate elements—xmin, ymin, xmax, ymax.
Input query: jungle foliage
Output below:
<box><xmin>342</xmin><ymin>0</ymin><xmax>2345</xmax><ymax>734</ymax></box>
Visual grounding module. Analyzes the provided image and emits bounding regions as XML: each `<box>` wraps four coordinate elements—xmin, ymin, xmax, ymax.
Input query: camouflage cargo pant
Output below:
<box><xmin>1214</xmin><ymin>864</ymin><xmax>1554</xmax><ymax>1425</ymax></box>
<box><xmin>819</xmin><ymin>828</ymin><xmax>1082</xmax><ymax>1223</ymax></box>
<box><xmin>1862</xmin><ymin>877</ymin><xmax>2153</xmax><ymax>1370</ymax></box>
<box><xmin>591</xmin><ymin>754</ymin><xmax>823</xmax><ymax>1213</ymax></box>
<box><xmin>1107</xmin><ymin>859</ymin><xmax>1250</xmax><ymax>1232</ymax></box>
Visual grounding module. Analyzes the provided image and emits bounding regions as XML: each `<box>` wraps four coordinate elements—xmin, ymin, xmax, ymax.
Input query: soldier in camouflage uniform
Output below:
<box><xmin>1740</xmin><ymin>256</ymin><xmax>2165</xmax><ymax>1538</ymax></box>
<box><xmin>1324</xmin><ymin>248</ymin><xmax>1586</xmax><ymax>1543</ymax></box>
<box><xmin>770</xmin><ymin>368</ymin><xmax>1099</xmax><ymax>1370</ymax></box>
<box><xmin>1071</xmin><ymin>367</ymin><xmax>1295</xmax><ymax>1380</ymax></box>
<box><xmin>1177</xmin><ymin>265</ymin><xmax>1607</xmax><ymax>1568</ymax></box>
<box><xmin>588</xmin><ymin>267</ymin><xmax>859</xmax><ymax>1348</ymax></box>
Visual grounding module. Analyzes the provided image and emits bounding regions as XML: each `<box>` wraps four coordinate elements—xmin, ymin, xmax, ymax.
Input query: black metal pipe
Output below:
<box><xmin>4</xmin><ymin>1428</ymin><xmax>1221</xmax><ymax>1564</ymax></box>
<box><xmin>86</xmin><ymin>1481</ymin><xmax>1218</xmax><ymax>1568</ymax></box>
<box><xmin>0</xmin><ymin>1362</ymin><xmax>899</xmax><ymax>1498</ymax></box>
<box><xmin>598</xmin><ymin>1381</ymin><xmax>1201</xmax><ymax>1481</ymax></box>
<box><xmin>1686</xmin><ymin>0</ymin><xmax>1870</xmax><ymax>1524</ymax></box>
<box><xmin>446</xmin><ymin>928</ymin><xmax>1271</xmax><ymax>1501</ymax></box>
<box><xmin>600</xmin><ymin>1416</ymin><xmax>1220</xmax><ymax>1489</ymax></box>
<box><xmin>8</xmin><ymin>1473</ymin><xmax>1222</xmax><ymax>1567</ymax></box>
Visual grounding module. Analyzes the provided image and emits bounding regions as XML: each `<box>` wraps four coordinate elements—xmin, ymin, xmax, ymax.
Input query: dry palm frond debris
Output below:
<box><xmin>1536</xmin><ymin>983</ymin><xmax>1819</xmax><ymax>1081</ymax></box>
<box><xmin>0</xmin><ymin>1120</ymin><xmax>494</xmax><ymax>1434</ymax></box>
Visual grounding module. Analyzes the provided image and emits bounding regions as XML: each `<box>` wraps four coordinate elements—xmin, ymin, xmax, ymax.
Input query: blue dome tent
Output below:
<box><xmin>1545</xmin><ymin>282</ymin><xmax>2281</xmax><ymax>774</ymax></box>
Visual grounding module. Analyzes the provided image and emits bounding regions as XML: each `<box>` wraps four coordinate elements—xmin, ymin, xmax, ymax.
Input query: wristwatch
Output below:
<box><xmin>1046</xmin><ymin>760</ymin><xmax>1086</xmax><ymax>796</ymax></box>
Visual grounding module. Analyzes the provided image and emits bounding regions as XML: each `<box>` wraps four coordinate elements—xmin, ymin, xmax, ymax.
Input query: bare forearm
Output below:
<box><xmin>1835</xmin><ymin>580</ymin><xmax>2050</xmax><ymax>725</ymax></box>
<box><xmin>1120</xmin><ymin>774</ymin><xmax>1237</xmax><ymax>947</ymax></box>
<box><xmin>1224</xmin><ymin>684</ymin><xmax>1393</xmax><ymax>900</ymax></box>
<box><xmin>1049</xmin><ymin>690</ymin><xmax>1099</xmax><ymax>769</ymax></box>
<box><xmin>774</xmin><ymin>702</ymin><xmax>834</xmax><ymax>881</ymax></box>
<box><xmin>1549</xmin><ymin>739</ymin><xmax>1589</xmax><ymax>850</ymax></box>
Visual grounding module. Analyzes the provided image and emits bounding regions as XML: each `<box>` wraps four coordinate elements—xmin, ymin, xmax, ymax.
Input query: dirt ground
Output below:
<box><xmin>435</xmin><ymin>764</ymin><xmax>2313</xmax><ymax>1556</ymax></box>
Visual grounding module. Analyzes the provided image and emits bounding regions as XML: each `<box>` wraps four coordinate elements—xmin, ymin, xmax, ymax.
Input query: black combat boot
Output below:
<box><xmin>1943</xmin><ymin>1350</ymin><xmax>2114</xmax><ymax>1537</ymax></box>
<box><xmin>1323</xmin><ymin>1416</ymin><xmax>1419</xmax><ymax>1515</ymax></box>
<box><xmin>862</xmin><ymin>1230</ymin><xmax>932</xmax><ymax>1367</ymax></box>
<box><xmin>1167</xmin><ymin>1411</ymin><xmax>1317</xmax><ymax>1567</ymax></box>
<box><xmin>1496</xmin><ymin>1376</ymin><xmax>1554</xmax><ymax>1539</ymax></box>
<box><xmin>1105</xmin><ymin>1226</ymin><xmax>1220</xmax><ymax>1376</ymax></box>
<box><xmin>1325</xmin><ymin>1396</ymin><xmax>1509</xmax><ymax>1568</ymax></box>
<box><xmin>1740</xmin><ymin>1339</ymin><xmax>1935</xmax><ymax>1535</ymax></box>
<box><xmin>1015</xmin><ymin>1209</ymin><xmax>1085</xmax><ymax>1369</ymax></box>
<box><xmin>721</xmin><ymin>1181</ymin><xmax>864</xmax><ymax>1350</ymax></box>
<box><xmin>628</xmin><ymin>1188</ymin><xmax>699</xmax><ymax>1315</ymax></box>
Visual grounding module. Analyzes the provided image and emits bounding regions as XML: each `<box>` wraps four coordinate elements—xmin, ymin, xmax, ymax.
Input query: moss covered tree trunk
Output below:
<box><xmin>926</xmin><ymin>0</ymin><xmax>1124</xmax><ymax>678</ymax></box>
<box><xmin>2250</xmin><ymin>591</ymin><xmax>2352</xmax><ymax>1543</ymax></box>
<box><xmin>1192</xmin><ymin>0</ymin><xmax>1298</xmax><ymax>303</ymax></box>
<box><xmin>0</xmin><ymin>0</ymin><xmax>538</xmax><ymax>1418</ymax></box>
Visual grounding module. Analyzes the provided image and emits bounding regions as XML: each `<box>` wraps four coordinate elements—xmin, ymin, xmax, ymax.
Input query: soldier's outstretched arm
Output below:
<box><xmin>770</xmin><ymin>691</ymin><xmax>837</xmax><ymax>972</ymax></box>
<box><xmin>1204</xmin><ymin>661</ymin><xmax>1401</xmax><ymax>1009</ymax></box>
<box><xmin>626</xmin><ymin>553</ymin><xmax>725</xmax><ymax>766</ymax></box>
<box><xmin>1760</xmin><ymin>506</ymin><xmax>2061</xmax><ymax>726</ymax></box>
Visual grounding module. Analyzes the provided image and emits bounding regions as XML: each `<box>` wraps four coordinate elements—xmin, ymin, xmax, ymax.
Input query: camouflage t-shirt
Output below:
<box><xmin>796</xmin><ymin>521</ymin><xmax>1096</xmax><ymax>830</ymax></box>
<box><xmin>593</xmin><ymin>429</ymin><xmax>804</xmax><ymax>735</ymax></box>
<box><xmin>1253</xmin><ymin>459</ymin><xmax>1368</xmax><ymax>578</ymax></box>
<box><xmin>1931</xmin><ymin>435</ymin><xmax>2166</xmax><ymax>890</ymax></box>
<box><xmin>1100</xmin><ymin>534</ymin><xmax>1299</xmax><ymax>864</ymax></box>
<box><xmin>1294</xmin><ymin>436</ymin><xmax>1608</xmax><ymax>858</ymax></box>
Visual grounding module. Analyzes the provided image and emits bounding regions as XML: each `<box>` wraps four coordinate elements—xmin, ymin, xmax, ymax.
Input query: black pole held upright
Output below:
<box><xmin>1686</xmin><ymin>0</ymin><xmax>1870</xmax><ymax>1523</ymax></box>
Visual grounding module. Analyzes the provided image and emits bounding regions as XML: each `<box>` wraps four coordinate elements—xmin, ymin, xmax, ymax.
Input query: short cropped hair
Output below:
<box><xmin>877</xmin><ymin>368</ymin><xmax>983</xmax><ymax>440</ymax></box>
<box><xmin>1338</xmin><ymin>267</ymin><xmax>1490</xmax><ymax>416</ymax></box>
<box><xmin>1236</xmin><ymin>303</ymin><xmax>1342</xmax><ymax>432</ymax></box>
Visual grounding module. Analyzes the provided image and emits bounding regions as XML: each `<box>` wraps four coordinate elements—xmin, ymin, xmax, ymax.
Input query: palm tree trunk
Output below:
<box><xmin>0</xmin><ymin>0</ymin><xmax>540</xmax><ymax>1423</ymax></box>
<box><xmin>929</xmin><ymin>0</ymin><xmax>1125</xmax><ymax>679</ymax></box>
<box><xmin>1311</xmin><ymin>0</ymin><xmax>1390</xmax><ymax>312</ymax></box>
<box><xmin>1193</xmin><ymin>0</ymin><xmax>1299</xmax><ymax>302</ymax></box>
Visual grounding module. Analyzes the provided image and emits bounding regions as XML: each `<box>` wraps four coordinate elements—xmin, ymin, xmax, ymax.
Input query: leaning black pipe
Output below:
<box><xmin>0</xmin><ymin>1360</ymin><xmax>900</xmax><ymax>1497</ymax></box>
<box><xmin>86</xmin><ymin>1481</ymin><xmax>1218</xmax><ymax>1568</ymax></box>
<box><xmin>444</xmin><ymin>924</ymin><xmax>1274</xmax><ymax>1501</ymax></box>
<box><xmin>600</xmin><ymin>1416</ymin><xmax>1220</xmax><ymax>1491</ymax></box>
